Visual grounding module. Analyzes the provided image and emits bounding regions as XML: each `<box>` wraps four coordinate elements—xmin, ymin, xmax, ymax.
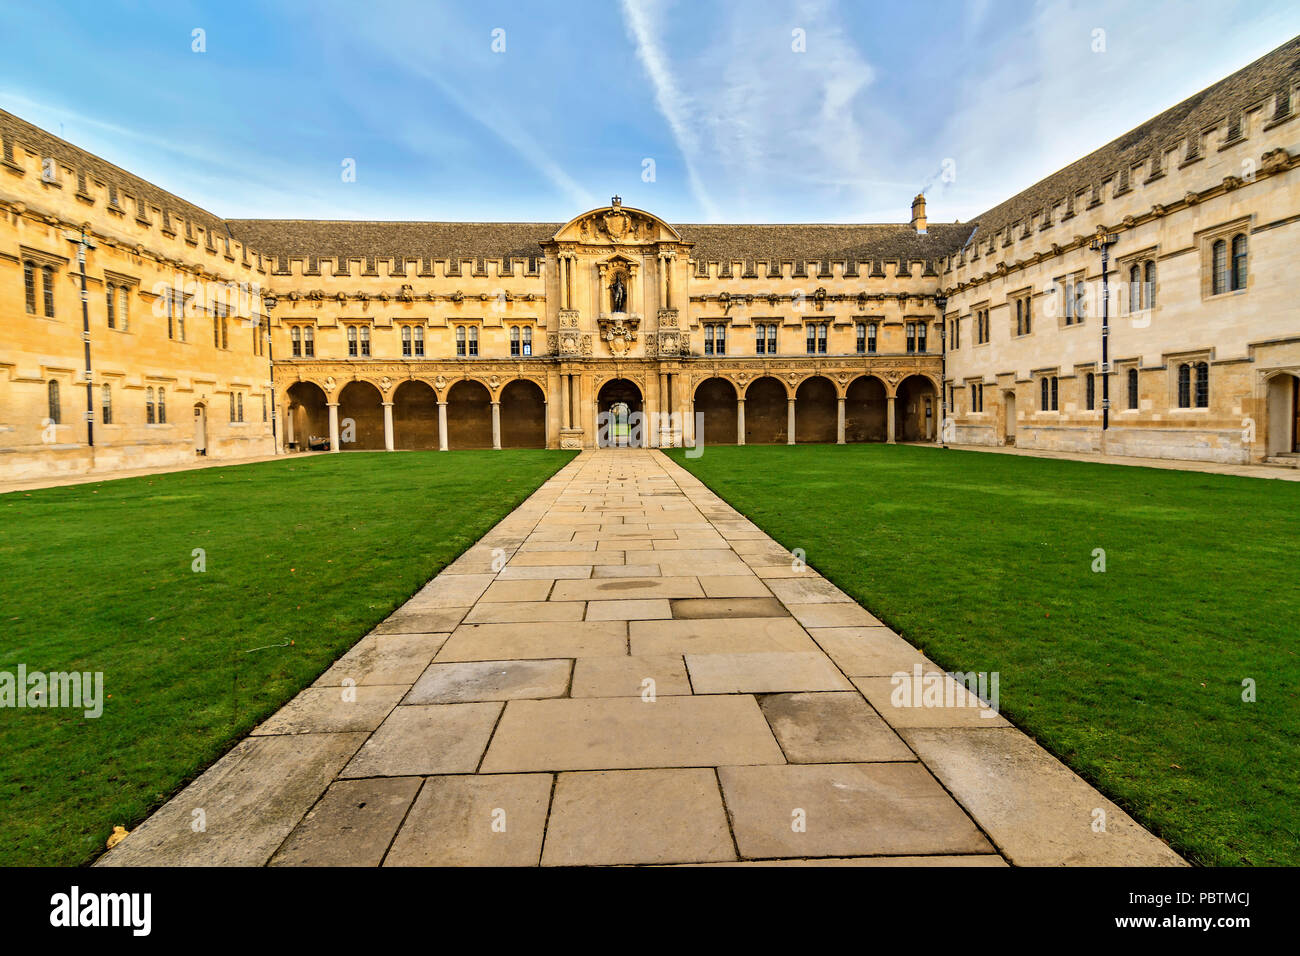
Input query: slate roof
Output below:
<box><xmin>968</xmin><ymin>35</ymin><xmax>1300</xmax><ymax>239</ymax></box>
<box><xmin>225</xmin><ymin>218</ymin><xmax>975</xmax><ymax>270</ymax></box>
<box><xmin>0</xmin><ymin>108</ymin><xmax>229</xmax><ymax>240</ymax></box>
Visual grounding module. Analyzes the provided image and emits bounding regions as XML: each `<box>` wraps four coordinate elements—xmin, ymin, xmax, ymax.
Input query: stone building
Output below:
<box><xmin>1</xmin><ymin>36</ymin><xmax>1297</xmax><ymax>480</ymax></box>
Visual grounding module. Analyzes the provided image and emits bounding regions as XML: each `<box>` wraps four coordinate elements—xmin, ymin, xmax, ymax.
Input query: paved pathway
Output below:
<box><xmin>941</xmin><ymin>442</ymin><xmax>1300</xmax><ymax>481</ymax></box>
<box><xmin>100</xmin><ymin>449</ymin><xmax>1185</xmax><ymax>867</ymax></box>
<box><xmin>0</xmin><ymin>451</ymin><xmax>323</xmax><ymax>495</ymax></box>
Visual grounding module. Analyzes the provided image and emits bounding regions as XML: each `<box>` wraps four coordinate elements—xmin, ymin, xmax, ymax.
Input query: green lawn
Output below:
<box><xmin>0</xmin><ymin>450</ymin><xmax>574</xmax><ymax>867</ymax></box>
<box><xmin>666</xmin><ymin>444</ymin><xmax>1300</xmax><ymax>866</ymax></box>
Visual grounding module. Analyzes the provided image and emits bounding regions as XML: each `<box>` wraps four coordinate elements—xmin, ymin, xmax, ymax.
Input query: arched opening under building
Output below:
<box><xmin>743</xmin><ymin>376</ymin><xmax>787</xmax><ymax>444</ymax></box>
<box><xmin>446</xmin><ymin>380</ymin><xmax>493</xmax><ymax>449</ymax></box>
<box><xmin>896</xmin><ymin>375</ymin><xmax>937</xmax><ymax>442</ymax></box>
<box><xmin>845</xmin><ymin>375</ymin><xmax>887</xmax><ymax>442</ymax></box>
<box><xmin>597</xmin><ymin>378</ymin><xmax>644</xmax><ymax>447</ymax></box>
<box><xmin>337</xmin><ymin>380</ymin><xmax>385</xmax><ymax>450</ymax></box>
<box><xmin>1266</xmin><ymin>372</ymin><xmax>1299</xmax><ymax>457</ymax></box>
<box><xmin>393</xmin><ymin>380</ymin><xmax>439</xmax><ymax>450</ymax></box>
<box><xmin>500</xmin><ymin>379</ymin><xmax>547</xmax><ymax>448</ymax></box>
<box><xmin>286</xmin><ymin>381</ymin><xmax>328</xmax><ymax>451</ymax></box>
<box><xmin>1001</xmin><ymin>390</ymin><xmax>1017</xmax><ymax>446</ymax></box>
<box><xmin>795</xmin><ymin>375</ymin><xmax>837</xmax><ymax>443</ymax></box>
<box><xmin>693</xmin><ymin>377</ymin><xmax>738</xmax><ymax>446</ymax></box>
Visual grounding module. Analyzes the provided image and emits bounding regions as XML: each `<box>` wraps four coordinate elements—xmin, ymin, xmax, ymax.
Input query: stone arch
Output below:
<box><xmin>743</xmin><ymin>376</ymin><xmax>788</xmax><ymax>444</ymax></box>
<box><xmin>338</xmin><ymin>380</ymin><xmax>385</xmax><ymax>450</ymax></box>
<box><xmin>286</xmin><ymin>380</ymin><xmax>328</xmax><ymax>452</ymax></box>
<box><xmin>500</xmin><ymin>379</ymin><xmax>547</xmax><ymax>448</ymax></box>
<box><xmin>596</xmin><ymin>377</ymin><xmax>644</xmax><ymax>447</ymax></box>
<box><xmin>393</xmin><ymin>379</ymin><xmax>440</xmax><ymax>450</ymax></box>
<box><xmin>795</xmin><ymin>374</ymin><xmax>837</xmax><ymax>443</ymax></box>
<box><xmin>845</xmin><ymin>374</ymin><xmax>888</xmax><ymax>442</ymax></box>
<box><xmin>1264</xmin><ymin>371</ymin><xmax>1299</xmax><ymax>457</ymax></box>
<box><xmin>446</xmin><ymin>379</ymin><xmax>493</xmax><ymax>449</ymax></box>
<box><xmin>693</xmin><ymin>377</ymin><xmax>738</xmax><ymax>446</ymax></box>
<box><xmin>895</xmin><ymin>374</ymin><xmax>937</xmax><ymax>442</ymax></box>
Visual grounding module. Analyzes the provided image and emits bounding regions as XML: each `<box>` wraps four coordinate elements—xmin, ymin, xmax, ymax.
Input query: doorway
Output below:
<box><xmin>193</xmin><ymin>404</ymin><xmax>207</xmax><ymax>456</ymax></box>
<box><xmin>1002</xmin><ymin>391</ymin><xmax>1017</xmax><ymax>446</ymax></box>
<box><xmin>597</xmin><ymin>378</ymin><xmax>644</xmax><ymax>447</ymax></box>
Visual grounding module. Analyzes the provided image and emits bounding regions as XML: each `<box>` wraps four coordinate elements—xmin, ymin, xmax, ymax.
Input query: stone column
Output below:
<box><xmin>659</xmin><ymin>372</ymin><xmax>670</xmax><ymax>447</ymax></box>
<box><xmin>327</xmin><ymin>402</ymin><xmax>340</xmax><ymax>453</ymax></box>
<box><xmin>285</xmin><ymin>405</ymin><xmax>295</xmax><ymax>447</ymax></box>
<box><xmin>837</xmin><ymin>397</ymin><xmax>846</xmax><ymax>444</ymax></box>
<box><xmin>559</xmin><ymin>256</ymin><xmax>568</xmax><ymax>311</ymax></box>
<box><xmin>560</xmin><ymin>373</ymin><xmax>571</xmax><ymax>431</ymax></box>
<box><xmin>787</xmin><ymin>398</ymin><xmax>796</xmax><ymax>445</ymax></box>
<box><xmin>491</xmin><ymin>401</ymin><xmax>501</xmax><ymax>450</ymax></box>
<box><xmin>737</xmin><ymin>398</ymin><xmax>746</xmax><ymax>445</ymax></box>
<box><xmin>887</xmin><ymin>395</ymin><xmax>897</xmax><ymax>443</ymax></box>
<box><xmin>438</xmin><ymin>401</ymin><xmax>449</xmax><ymax>451</ymax></box>
<box><xmin>382</xmin><ymin>401</ymin><xmax>395</xmax><ymax>451</ymax></box>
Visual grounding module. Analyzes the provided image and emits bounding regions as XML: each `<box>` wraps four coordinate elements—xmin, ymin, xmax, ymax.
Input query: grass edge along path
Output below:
<box><xmin>0</xmin><ymin>449</ymin><xmax>576</xmax><ymax>867</ymax></box>
<box><xmin>666</xmin><ymin>443</ymin><xmax>1299</xmax><ymax>867</ymax></box>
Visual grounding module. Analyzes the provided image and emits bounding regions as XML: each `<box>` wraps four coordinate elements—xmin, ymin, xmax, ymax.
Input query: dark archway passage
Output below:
<box><xmin>743</xmin><ymin>377</ymin><xmax>787</xmax><ymax>444</ymax></box>
<box><xmin>393</xmin><ymin>380</ymin><xmax>439</xmax><ymax>450</ymax></box>
<box><xmin>896</xmin><ymin>375</ymin><xmax>937</xmax><ymax>442</ymax></box>
<box><xmin>286</xmin><ymin>381</ymin><xmax>328</xmax><ymax>451</ymax></box>
<box><xmin>338</xmin><ymin>381</ymin><xmax>385</xmax><ymax>450</ymax></box>
<box><xmin>795</xmin><ymin>375</ymin><xmax>837</xmax><ymax>443</ymax></box>
<box><xmin>694</xmin><ymin>377</ymin><xmax>737</xmax><ymax>446</ymax></box>
<box><xmin>845</xmin><ymin>375</ymin><xmax>887</xmax><ymax>442</ymax></box>
<box><xmin>597</xmin><ymin>378</ymin><xmax>644</xmax><ymax>447</ymax></box>
<box><xmin>447</xmin><ymin>380</ymin><xmax>493</xmax><ymax>449</ymax></box>
<box><xmin>500</xmin><ymin>379</ymin><xmax>547</xmax><ymax>448</ymax></box>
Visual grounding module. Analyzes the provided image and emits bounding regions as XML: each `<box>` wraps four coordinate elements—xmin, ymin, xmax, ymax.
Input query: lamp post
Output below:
<box><xmin>262</xmin><ymin>292</ymin><xmax>278</xmax><ymax>453</ymax></box>
<box><xmin>935</xmin><ymin>292</ymin><xmax>949</xmax><ymax>448</ymax></box>
<box><xmin>65</xmin><ymin>227</ymin><xmax>97</xmax><ymax>447</ymax></box>
<box><xmin>1089</xmin><ymin>228</ymin><xmax>1118</xmax><ymax>439</ymax></box>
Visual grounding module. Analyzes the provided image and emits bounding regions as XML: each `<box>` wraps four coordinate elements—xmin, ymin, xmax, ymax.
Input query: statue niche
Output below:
<box><xmin>610</xmin><ymin>273</ymin><xmax>627</xmax><ymax>313</ymax></box>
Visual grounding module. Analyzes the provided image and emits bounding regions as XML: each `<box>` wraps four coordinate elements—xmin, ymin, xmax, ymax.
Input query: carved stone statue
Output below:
<box><xmin>611</xmin><ymin>274</ymin><xmax>627</xmax><ymax>313</ymax></box>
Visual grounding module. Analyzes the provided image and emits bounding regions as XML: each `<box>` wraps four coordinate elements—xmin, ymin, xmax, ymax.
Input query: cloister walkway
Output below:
<box><xmin>99</xmin><ymin>449</ymin><xmax>1184</xmax><ymax>866</ymax></box>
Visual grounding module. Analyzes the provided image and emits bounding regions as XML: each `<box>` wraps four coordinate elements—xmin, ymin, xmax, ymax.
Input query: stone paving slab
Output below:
<box><xmin>385</xmin><ymin>774</ymin><xmax>553</xmax><ymax>867</ymax></box>
<box><xmin>902</xmin><ymin>728</ymin><xmax>1188</xmax><ymax>866</ymax></box>
<box><xmin>570</xmin><ymin>654</ymin><xmax>692</xmax><ymax>698</ymax></box>
<box><xmin>719</xmin><ymin>763</ymin><xmax>996</xmax><ymax>860</ymax></box>
<box><xmin>340</xmin><ymin>702</ymin><xmax>502</xmax><ymax>778</ymax></box>
<box><xmin>480</xmin><ymin>695</ymin><xmax>785</xmax><ymax>772</ymax></box>
<box><xmin>98</xmin><ymin>733</ymin><xmax>368</xmax><ymax>866</ymax></box>
<box><xmin>759</xmin><ymin>692</ymin><xmax>916</xmax><ymax>763</ymax></box>
<box><xmin>103</xmin><ymin>449</ymin><xmax>1183</xmax><ymax>867</ymax></box>
<box><xmin>270</xmin><ymin>777</ymin><xmax>423</xmax><ymax>867</ymax></box>
<box><xmin>405</xmin><ymin>659</ymin><xmax>572</xmax><ymax>703</ymax></box>
<box><xmin>542</xmin><ymin>769</ymin><xmax>735</xmax><ymax>866</ymax></box>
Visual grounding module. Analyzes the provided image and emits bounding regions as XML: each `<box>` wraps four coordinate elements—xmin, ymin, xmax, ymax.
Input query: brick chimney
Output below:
<box><xmin>911</xmin><ymin>193</ymin><xmax>927</xmax><ymax>234</ymax></box>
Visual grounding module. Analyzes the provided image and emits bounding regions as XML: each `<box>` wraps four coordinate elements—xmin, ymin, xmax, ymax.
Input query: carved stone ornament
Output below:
<box><xmin>435</xmin><ymin>375</ymin><xmax>447</xmax><ymax>390</ymax></box>
<box><xmin>379</xmin><ymin>376</ymin><xmax>393</xmax><ymax>392</ymax></box>
<box><xmin>324</xmin><ymin>375</ymin><xmax>336</xmax><ymax>392</ymax></box>
<box><xmin>600</xmin><ymin>313</ymin><xmax>641</xmax><ymax>355</ymax></box>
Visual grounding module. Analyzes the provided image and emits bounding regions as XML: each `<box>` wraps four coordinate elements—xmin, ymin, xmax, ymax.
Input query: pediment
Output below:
<box><xmin>552</xmin><ymin>199</ymin><xmax>682</xmax><ymax>245</ymax></box>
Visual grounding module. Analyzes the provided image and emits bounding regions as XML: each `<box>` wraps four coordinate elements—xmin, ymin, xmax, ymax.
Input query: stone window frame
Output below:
<box><xmin>1037</xmin><ymin>370</ymin><xmax>1061</xmax><ymax>413</ymax></box>
<box><xmin>969</xmin><ymin>301</ymin><xmax>991</xmax><ymax>346</ymax></box>
<box><xmin>506</xmin><ymin>321</ymin><xmax>534</xmax><ymax>358</ymax></box>
<box><xmin>344</xmin><ymin>320</ymin><xmax>374</xmax><ymax>358</ymax></box>
<box><xmin>803</xmin><ymin>319</ymin><xmax>829</xmax><ymax>355</ymax></box>
<box><xmin>1198</xmin><ymin>217</ymin><xmax>1251</xmax><ymax>300</ymax></box>
<box><xmin>1009</xmin><ymin>287</ymin><xmax>1033</xmax><ymax>338</ymax></box>
<box><xmin>1053</xmin><ymin>271</ymin><xmax>1088</xmax><ymax>328</ymax></box>
<box><xmin>966</xmin><ymin>378</ymin><xmax>987</xmax><ymax>415</ymax></box>
<box><xmin>753</xmin><ymin>320</ymin><xmax>780</xmax><ymax>355</ymax></box>
<box><xmin>703</xmin><ymin>322</ymin><xmax>728</xmax><ymax>356</ymax></box>
<box><xmin>1118</xmin><ymin>247</ymin><xmax>1158</xmax><ymax>314</ymax></box>
<box><xmin>103</xmin><ymin>270</ymin><xmax>138</xmax><ymax>333</ymax></box>
<box><xmin>851</xmin><ymin>315</ymin><xmax>881</xmax><ymax>355</ymax></box>
<box><xmin>1167</xmin><ymin>350</ymin><xmax>1212</xmax><ymax>412</ymax></box>
<box><xmin>1114</xmin><ymin>359</ymin><xmax>1142</xmax><ymax>413</ymax></box>
<box><xmin>454</xmin><ymin>320</ymin><xmax>482</xmax><ymax>358</ymax></box>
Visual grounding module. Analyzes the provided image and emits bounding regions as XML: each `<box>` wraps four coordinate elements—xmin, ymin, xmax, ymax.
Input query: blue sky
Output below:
<box><xmin>2</xmin><ymin>1</ymin><xmax>1298</xmax><ymax>224</ymax></box>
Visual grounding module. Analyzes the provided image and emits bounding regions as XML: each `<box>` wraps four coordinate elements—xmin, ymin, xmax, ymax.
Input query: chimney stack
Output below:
<box><xmin>911</xmin><ymin>193</ymin><xmax>927</xmax><ymax>234</ymax></box>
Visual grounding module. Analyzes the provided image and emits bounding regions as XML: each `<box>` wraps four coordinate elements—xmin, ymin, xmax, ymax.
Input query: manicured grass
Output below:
<box><xmin>0</xmin><ymin>450</ymin><xmax>574</xmax><ymax>867</ymax></box>
<box><xmin>666</xmin><ymin>444</ymin><xmax>1300</xmax><ymax>866</ymax></box>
